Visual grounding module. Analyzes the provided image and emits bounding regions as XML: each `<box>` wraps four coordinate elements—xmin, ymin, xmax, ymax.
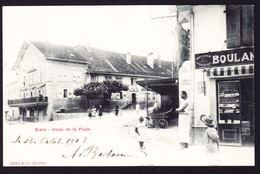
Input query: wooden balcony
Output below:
<box><xmin>8</xmin><ymin>96</ymin><xmax>48</xmax><ymax>108</ymax></box>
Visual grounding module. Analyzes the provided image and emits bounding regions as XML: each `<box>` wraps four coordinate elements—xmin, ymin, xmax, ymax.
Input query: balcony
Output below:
<box><xmin>8</xmin><ymin>96</ymin><xmax>48</xmax><ymax>108</ymax></box>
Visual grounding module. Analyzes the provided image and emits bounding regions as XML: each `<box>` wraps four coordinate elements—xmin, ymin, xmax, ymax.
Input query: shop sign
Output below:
<box><xmin>195</xmin><ymin>48</ymin><xmax>254</xmax><ymax>69</ymax></box>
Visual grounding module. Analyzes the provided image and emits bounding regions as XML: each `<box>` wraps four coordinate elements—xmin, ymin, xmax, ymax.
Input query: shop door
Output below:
<box><xmin>217</xmin><ymin>81</ymin><xmax>241</xmax><ymax>146</ymax></box>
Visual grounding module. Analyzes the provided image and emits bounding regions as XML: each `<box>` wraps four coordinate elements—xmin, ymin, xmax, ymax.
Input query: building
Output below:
<box><xmin>6</xmin><ymin>40</ymin><xmax>173</xmax><ymax>122</ymax></box>
<box><xmin>176</xmin><ymin>5</ymin><xmax>254</xmax><ymax>146</ymax></box>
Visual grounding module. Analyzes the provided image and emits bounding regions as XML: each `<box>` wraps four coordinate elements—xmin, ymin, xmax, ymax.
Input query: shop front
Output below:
<box><xmin>195</xmin><ymin>47</ymin><xmax>254</xmax><ymax>146</ymax></box>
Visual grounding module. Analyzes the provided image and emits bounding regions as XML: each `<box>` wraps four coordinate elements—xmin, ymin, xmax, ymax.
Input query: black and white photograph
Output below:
<box><xmin>2</xmin><ymin>5</ymin><xmax>255</xmax><ymax>166</ymax></box>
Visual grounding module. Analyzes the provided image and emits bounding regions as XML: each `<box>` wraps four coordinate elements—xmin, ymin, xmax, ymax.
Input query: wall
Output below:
<box><xmin>190</xmin><ymin>5</ymin><xmax>226</xmax><ymax>144</ymax></box>
<box><xmin>47</xmin><ymin>60</ymin><xmax>87</xmax><ymax>114</ymax></box>
<box><xmin>193</xmin><ymin>5</ymin><xmax>226</xmax><ymax>125</ymax></box>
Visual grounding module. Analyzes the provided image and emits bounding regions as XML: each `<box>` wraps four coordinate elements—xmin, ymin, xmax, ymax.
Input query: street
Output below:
<box><xmin>3</xmin><ymin>110</ymin><xmax>254</xmax><ymax>166</ymax></box>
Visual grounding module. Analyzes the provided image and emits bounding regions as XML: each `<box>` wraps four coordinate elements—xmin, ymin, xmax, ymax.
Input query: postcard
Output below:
<box><xmin>2</xmin><ymin>5</ymin><xmax>255</xmax><ymax>166</ymax></box>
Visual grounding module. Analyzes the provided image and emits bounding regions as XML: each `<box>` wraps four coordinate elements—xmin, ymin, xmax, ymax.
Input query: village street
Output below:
<box><xmin>3</xmin><ymin>110</ymin><xmax>254</xmax><ymax>166</ymax></box>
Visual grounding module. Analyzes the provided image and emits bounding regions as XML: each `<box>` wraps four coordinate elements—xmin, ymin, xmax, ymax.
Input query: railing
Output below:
<box><xmin>8</xmin><ymin>96</ymin><xmax>48</xmax><ymax>105</ymax></box>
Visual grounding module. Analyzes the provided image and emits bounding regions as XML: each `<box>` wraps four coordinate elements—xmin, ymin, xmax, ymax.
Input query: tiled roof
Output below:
<box><xmin>30</xmin><ymin>41</ymin><xmax>173</xmax><ymax>77</ymax></box>
<box><xmin>30</xmin><ymin>41</ymin><xmax>87</xmax><ymax>62</ymax></box>
<box><xmin>75</xmin><ymin>45</ymin><xmax>173</xmax><ymax>77</ymax></box>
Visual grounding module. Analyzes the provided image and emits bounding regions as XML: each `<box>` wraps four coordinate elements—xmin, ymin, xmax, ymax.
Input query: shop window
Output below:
<box><xmin>226</xmin><ymin>5</ymin><xmax>254</xmax><ymax>48</ymax></box>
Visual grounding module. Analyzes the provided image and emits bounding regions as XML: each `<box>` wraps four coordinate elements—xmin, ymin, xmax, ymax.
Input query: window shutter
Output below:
<box><xmin>226</xmin><ymin>5</ymin><xmax>241</xmax><ymax>48</ymax></box>
<box><xmin>241</xmin><ymin>5</ymin><xmax>254</xmax><ymax>46</ymax></box>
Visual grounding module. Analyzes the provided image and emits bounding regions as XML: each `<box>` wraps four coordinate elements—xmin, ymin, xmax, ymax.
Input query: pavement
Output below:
<box><xmin>3</xmin><ymin>109</ymin><xmax>255</xmax><ymax>166</ymax></box>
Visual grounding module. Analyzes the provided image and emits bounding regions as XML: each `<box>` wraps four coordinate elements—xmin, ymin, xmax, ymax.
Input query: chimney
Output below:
<box><xmin>157</xmin><ymin>54</ymin><xmax>162</xmax><ymax>68</ymax></box>
<box><xmin>126</xmin><ymin>52</ymin><xmax>131</xmax><ymax>64</ymax></box>
<box><xmin>147</xmin><ymin>52</ymin><xmax>154</xmax><ymax>68</ymax></box>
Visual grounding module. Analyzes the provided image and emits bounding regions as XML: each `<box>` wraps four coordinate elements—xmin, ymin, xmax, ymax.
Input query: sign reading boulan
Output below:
<box><xmin>195</xmin><ymin>48</ymin><xmax>254</xmax><ymax>69</ymax></box>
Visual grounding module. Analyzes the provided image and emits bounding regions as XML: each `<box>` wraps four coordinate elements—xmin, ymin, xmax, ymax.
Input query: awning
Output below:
<box><xmin>207</xmin><ymin>64</ymin><xmax>254</xmax><ymax>78</ymax></box>
<box><xmin>136</xmin><ymin>78</ymin><xmax>178</xmax><ymax>95</ymax></box>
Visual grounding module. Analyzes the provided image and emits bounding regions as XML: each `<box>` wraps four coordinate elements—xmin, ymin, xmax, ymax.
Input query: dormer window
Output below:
<box><xmin>69</xmin><ymin>53</ymin><xmax>75</xmax><ymax>58</ymax></box>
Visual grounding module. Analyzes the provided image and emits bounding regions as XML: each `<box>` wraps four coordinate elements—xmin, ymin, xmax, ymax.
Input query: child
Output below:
<box><xmin>135</xmin><ymin>116</ymin><xmax>146</xmax><ymax>150</ymax></box>
<box><xmin>200</xmin><ymin>115</ymin><xmax>220</xmax><ymax>154</ymax></box>
<box><xmin>91</xmin><ymin>106</ymin><xmax>97</xmax><ymax>118</ymax></box>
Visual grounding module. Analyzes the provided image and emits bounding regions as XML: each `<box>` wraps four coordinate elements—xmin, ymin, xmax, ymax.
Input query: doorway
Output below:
<box><xmin>131</xmin><ymin>93</ymin><xmax>136</xmax><ymax>104</ymax></box>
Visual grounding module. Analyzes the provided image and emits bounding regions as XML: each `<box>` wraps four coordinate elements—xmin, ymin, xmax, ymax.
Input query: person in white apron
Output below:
<box><xmin>176</xmin><ymin>91</ymin><xmax>190</xmax><ymax>150</ymax></box>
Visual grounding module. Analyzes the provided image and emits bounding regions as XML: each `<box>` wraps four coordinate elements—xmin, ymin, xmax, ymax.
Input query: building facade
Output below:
<box><xmin>177</xmin><ymin>5</ymin><xmax>254</xmax><ymax>146</ymax></box>
<box><xmin>6</xmin><ymin>41</ymin><xmax>173</xmax><ymax>121</ymax></box>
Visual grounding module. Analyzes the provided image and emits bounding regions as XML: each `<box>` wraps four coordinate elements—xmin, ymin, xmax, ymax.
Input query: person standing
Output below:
<box><xmin>175</xmin><ymin>91</ymin><xmax>190</xmax><ymax>150</ymax></box>
<box><xmin>87</xmin><ymin>107</ymin><xmax>92</xmax><ymax>120</ymax></box>
<box><xmin>135</xmin><ymin>116</ymin><xmax>146</xmax><ymax>150</ymax></box>
<box><xmin>115</xmin><ymin>105</ymin><xmax>119</xmax><ymax>116</ymax></box>
<box><xmin>136</xmin><ymin>103</ymin><xmax>140</xmax><ymax>116</ymax></box>
<box><xmin>98</xmin><ymin>105</ymin><xmax>103</xmax><ymax>119</ymax></box>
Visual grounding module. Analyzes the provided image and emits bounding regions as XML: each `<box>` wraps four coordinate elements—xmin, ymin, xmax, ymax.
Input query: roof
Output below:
<box><xmin>30</xmin><ymin>40</ymin><xmax>88</xmax><ymax>63</ymax></box>
<box><xmin>74</xmin><ymin>45</ymin><xmax>174</xmax><ymax>77</ymax></box>
<box><xmin>29</xmin><ymin>41</ymin><xmax>174</xmax><ymax>78</ymax></box>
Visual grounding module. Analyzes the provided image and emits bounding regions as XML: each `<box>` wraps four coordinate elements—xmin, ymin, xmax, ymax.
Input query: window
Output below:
<box><xmin>30</xmin><ymin>109</ymin><xmax>34</xmax><ymax>116</ymax></box>
<box><xmin>226</xmin><ymin>5</ymin><xmax>254</xmax><ymax>48</ymax></box>
<box><xmin>131</xmin><ymin>78</ymin><xmax>137</xmax><ymax>85</ymax></box>
<box><xmin>91</xmin><ymin>75</ymin><xmax>98</xmax><ymax>82</ymax></box>
<box><xmin>23</xmin><ymin>76</ymin><xmax>25</xmax><ymax>86</ymax></box>
<box><xmin>72</xmin><ymin>71</ymin><xmax>81</xmax><ymax>81</ymax></box>
<box><xmin>63</xmin><ymin>89</ymin><xmax>68</xmax><ymax>98</ymax></box>
<box><xmin>116</xmin><ymin>76</ymin><xmax>122</xmax><ymax>82</ymax></box>
<box><xmin>58</xmin><ymin>72</ymin><xmax>68</xmax><ymax>81</ymax></box>
<box><xmin>105</xmin><ymin>76</ymin><xmax>112</xmax><ymax>81</ymax></box>
<box><xmin>43</xmin><ymin>109</ymin><xmax>47</xmax><ymax>116</ymax></box>
<box><xmin>40</xmin><ymin>72</ymin><xmax>42</xmax><ymax>83</ymax></box>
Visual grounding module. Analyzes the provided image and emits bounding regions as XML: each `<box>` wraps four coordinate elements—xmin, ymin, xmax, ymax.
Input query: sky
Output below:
<box><xmin>3</xmin><ymin>5</ymin><xmax>177</xmax><ymax>83</ymax></box>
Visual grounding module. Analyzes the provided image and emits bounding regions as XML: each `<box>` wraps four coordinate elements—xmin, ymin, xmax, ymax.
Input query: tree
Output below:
<box><xmin>74</xmin><ymin>80</ymin><xmax>129</xmax><ymax>108</ymax></box>
<box><xmin>101</xmin><ymin>80</ymin><xmax>128</xmax><ymax>99</ymax></box>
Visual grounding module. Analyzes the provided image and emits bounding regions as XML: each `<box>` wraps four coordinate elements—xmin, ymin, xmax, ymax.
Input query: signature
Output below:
<box><xmin>12</xmin><ymin>135</ymin><xmax>147</xmax><ymax>159</ymax></box>
<box><xmin>62</xmin><ymin>145</ymin><xmax>147</xmax><ymax>159</ymax></box>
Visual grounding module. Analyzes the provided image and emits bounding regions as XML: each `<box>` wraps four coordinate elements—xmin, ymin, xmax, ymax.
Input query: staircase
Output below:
<box><xmin>120</xmin><ymin>98</ymin><xmax>132</xmax><ymax>109</ymax></box>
